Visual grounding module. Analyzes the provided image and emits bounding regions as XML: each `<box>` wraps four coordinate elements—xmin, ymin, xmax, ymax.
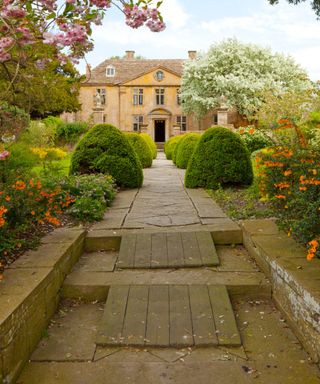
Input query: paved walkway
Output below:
<box><xmin>17</xmin><ymin>152</ymin><xmax>320</xmax><ymax>384</ymax></box>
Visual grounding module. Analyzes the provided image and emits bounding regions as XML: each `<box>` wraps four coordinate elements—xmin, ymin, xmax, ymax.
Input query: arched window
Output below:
<box><xmin>106</xmin><ymin>65</ymin><xmax>115</xmax><ymax>77</ymax></box>
<box><xmin>155</xmin><ymin>70</ymin><xmax>164</xmax><ymax>81</ymax></box>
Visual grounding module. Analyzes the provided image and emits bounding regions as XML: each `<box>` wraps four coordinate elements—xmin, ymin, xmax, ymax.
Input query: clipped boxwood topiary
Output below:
<box><xmin>175</xmin><ymin>133</ymin><xmax>201</xmax><ymax>169</ymax></box>
<box><xmin>140</xmin><ymin>133</ymin><xmax>157</xmax><ymax>159</ymax></box>
<box><xmin>164</xmin><ymin>135</ymin><xmax>184</xmax><ymax>160</ymax></box>
<box><xmin>185</xmin><ymin>126</ymin><xmax>253</xmax><ymax>189</ymax></box>
<box><xmin>70</xmin><ymin>124</ymin><xmax>143</xmax><ymax>188</ymax></box>
<box><xmin>125</xmin><ymin>132</ymin><xmax>153</xmax><ymax>168</ymax></box>
<box><xmin>172</xmin><ymin>134</ymin><xmax>186</xmax><ymax>164</ymax></box>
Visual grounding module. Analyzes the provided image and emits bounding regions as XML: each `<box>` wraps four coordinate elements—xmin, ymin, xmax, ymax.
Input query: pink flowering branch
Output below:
<box><xmin>0</xmin><ymin>0</ymin><xmax>165</xmax><ymax>65</ymax></box>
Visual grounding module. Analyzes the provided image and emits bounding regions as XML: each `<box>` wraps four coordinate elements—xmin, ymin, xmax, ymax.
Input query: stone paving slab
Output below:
<box><xmin>117</xmin><ymin>232</ymin><xmax>219</xmax><ymax>269</ymax></box>
<box><xmin>96</xmin><ymin>285</ymin><xmax>241</xmax><ymax>348</ymax></box>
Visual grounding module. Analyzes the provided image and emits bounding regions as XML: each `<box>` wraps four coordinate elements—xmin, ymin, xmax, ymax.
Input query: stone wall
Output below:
<box><xmin>241</xmin><ymin>219</ymin><xmax>320</xmax><ymax>364</ymax></box>
<box><xmin>0</xmin><ymin>227</ymin><xmax>86</xmax><ymax>383</ymax></box>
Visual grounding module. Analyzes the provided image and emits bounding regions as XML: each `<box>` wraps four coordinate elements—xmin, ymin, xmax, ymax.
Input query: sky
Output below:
<box><xmin>79</xmin><ymin>0</ymin><xmax>320</xmax><ymax>80</ymax></box>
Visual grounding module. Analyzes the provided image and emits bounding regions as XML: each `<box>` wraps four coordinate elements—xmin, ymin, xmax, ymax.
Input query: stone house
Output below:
<box><xmin>71</xmin><ymin>51</ymin><xmax>237</xmax><ymax>142</ymax></box>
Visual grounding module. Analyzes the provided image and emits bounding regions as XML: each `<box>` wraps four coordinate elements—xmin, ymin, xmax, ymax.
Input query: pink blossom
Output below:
<box><xmin>1</xmin><ymin>5</ymin><xmax>26</xmax><ymax>18</ymax></box>
<box><xmin>0</xmin><ymin>51</ymin><xmax>11</xmax><ymax>62</ymax></box>
<box><xmin>90</xmin><ymin>0</ymin><xmax>111</xmax><ymax>8</ymax></box>
<box><xmin>0</xmin><ymin>151</ymin><xmax>10</xmax><ymax>160</ymax></box>
<box><xmin>0</xmin><ymin>37</ymin><xmax>14</xmax><ymax>49</ymax></box>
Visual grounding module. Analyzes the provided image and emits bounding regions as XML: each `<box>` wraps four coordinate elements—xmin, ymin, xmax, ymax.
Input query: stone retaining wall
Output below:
<box><xmin>241</xmin><ymin>219</ymin><xmax>320</xmax><ymax>364</ymax></box>
<box><xmin>0</xmin><ymin>227</ymin><xmax>86</xmax><ymax>384</ymax></box>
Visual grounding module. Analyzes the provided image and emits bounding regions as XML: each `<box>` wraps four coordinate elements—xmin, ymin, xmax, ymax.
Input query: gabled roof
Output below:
<box><xmin>84</xmin><ymin>59</ymin><xmax>185</xmax><ymax>85</ymax></box>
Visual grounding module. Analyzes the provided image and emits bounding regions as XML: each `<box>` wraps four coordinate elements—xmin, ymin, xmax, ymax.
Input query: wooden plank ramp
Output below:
<box><xmin>96</xmin><ymin>285</ymin><xmax>241</xmax><ymax>348</ymax></box>
<box><xmin>117</xmin><ymin>232</ymin><xmax>219</xmax><ymax>269</ymax></box>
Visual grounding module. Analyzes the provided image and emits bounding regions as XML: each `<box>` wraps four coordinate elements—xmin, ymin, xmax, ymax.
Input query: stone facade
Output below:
<box><xmin>69</xmin><ymin>51</ymin><xmax>236</xmax><ymax>142</ymax></box>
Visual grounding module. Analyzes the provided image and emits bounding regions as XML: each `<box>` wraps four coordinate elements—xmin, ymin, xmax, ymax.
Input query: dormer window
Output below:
<box><xmin>106</xmin><ymin>65</ymin><xmax>115</xmax><ymax>77</ymax></box>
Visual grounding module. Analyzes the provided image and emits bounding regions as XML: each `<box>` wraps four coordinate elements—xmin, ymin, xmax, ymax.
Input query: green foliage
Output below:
<box><xmin>164</xmin><ymin>135</ymin><xmax>184</xmax><ymax>160</ymax></box>
<box><xmin>256</xmin><ymin>147</ymin><xmax>320</xmax><ymax>248</ymax></box>
<box><xmin>63</xmin><ymin>174</ymin><xmax>116</xmax><ymax>222</ymax></box>
<box><xmin>185</xmin><ymin>126</ymin><xmax>253</xmax><ymax>189</ymax></box>
<box><xmin>172</xmin><ymin>136</ymin><xmax>185</xmax><ymax>164</ymax></box>
<box><xmin>0</xmin><ymin>172</ymin><xmax>116</xmax><ymax>263</ymax></box>
<box><xmin>70</xmin><ymin>124</ymin><xmax>143</xmax><ymax>188</ymax></box>
<box><xmin>43</xmin><ymin>116</ymin><xmax>63</xmax><ymax>129</ymax></box>
<box><xmin>140</xmin><ymin>133</ymin><xmax>157</xmax><ymax>159</ymax></box>
<box><xmin>181</xmin><ymin>38</ymin><xmax>310</xmax><ymax>117</ymax></box>
<box><xmin>0</xmin><ymin>143</ymin><xmax>37</xmax><ymax>185</ymax></box>
<box><xmin>0</xmin><ymin>102</ymin><xmax>30</xmax><ymax>139</ymax></box>
<box><xmin>0</xmin><ymin>45</ymin><xmax>81</xmax><ymax>117</ymax></box>
<box><xmin>125</xmin><ymin>132</ymin><xmax>153</xmax><ymax>168</ymax></box>
<box><xmin>55</xmin><ymin>121</ymin><xmax>88</xmax><ymax>144</ymax></box>
<box><xmin>20</xmin><ymin>120</ymin><xmax>56</xmax><ymax>147</ymax></box>
<box><xmin>238</xmin><ymin>126</ymin><xmax>273</xmax><ymax>153</ymax></box>
<box><xmin>175</xmin><ymin>133</ymin><xmax>201</xmax><ymax>169</ymax></box>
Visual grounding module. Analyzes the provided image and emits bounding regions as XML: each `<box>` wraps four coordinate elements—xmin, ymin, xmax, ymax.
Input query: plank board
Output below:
<box><xmin>96</xmin><ymin>285</ymin><xmax>129</xmax><ymax>345</ymax></box>
<box><xmin>96</xmin><ymin>285</ymin><xmax>240</xmax><ymax>348</ymax></box>
<box><xmin>181</xmin><ymin>232</ymin><xmax>202</xmax><ymax>267</ymax></box>
<box><xmin>208</xmin><ymin>285</ymin><xmax>242</xmax><ymax>346</ymax></box>
<box><xmin>145</xmin><ymin>285</ymin><xmax>170</xmax><ymax>347</ymax></box>
<box><xmin>151</xmin><ymin>233</ymin><xmax>168</xmax><ymax>268</ymax></box>
<box><xmin>122</xmin><ymin>285</ymin><xmax>149</xmax><ymax>346</ymax></box>
<box><xmin>117</xmin><ymin>234</ymin><xmax>136</xmax><ymax>268</ymax></box>
<box><xmin>134</xmin><ymin>234</ymin><xmax>152</xmax><ymax>268</ymax></box>
<box><xmin>189</xmin><ymin>285</ymin><xmax>218</xmax><ymax>346</ymax></box>
<box><xmin>117</xmin><ymin>232</ymin><xmax>220</xmax><ymax>269</ymax></box>
<box><xmin>169</xmin><ymin>285</ymin><xmax>194</xmax><ymax>347</ymax></box>
<box><xmin>196</xmin><ymin>232</ymin><xmax>219</xmax><ymax>266</ymax></box>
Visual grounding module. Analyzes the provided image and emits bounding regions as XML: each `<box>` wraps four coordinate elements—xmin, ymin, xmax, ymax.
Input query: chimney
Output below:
<box><xmin>188</xmin><ymin>50</ymin><xmax>197</xmax><ymax>60</ymax></box>
<box><xmin>85</xmin><ymin>63</ymin><xmax>91</xmax><ymax>80</ymax></box>
<box><xmin>125</xmin><ymin>50</ymin><xmax>135</xmax><ymax>60</ymax></box>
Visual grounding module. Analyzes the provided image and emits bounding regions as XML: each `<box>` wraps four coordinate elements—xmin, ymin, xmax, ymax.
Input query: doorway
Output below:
<box><xmin>154</xmin><ymin>120</ymin><xmax>166</xmax><ymax>142</ymax></box>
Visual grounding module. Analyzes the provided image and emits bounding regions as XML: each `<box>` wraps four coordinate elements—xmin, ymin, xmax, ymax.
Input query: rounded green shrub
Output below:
<box><xmin>125</xmin><ymin>132</ymin><xmax>153</xmax><ymax>168</ymax></box>
<box><xmin>175</xmin><ymin>133</ymin><xmax>201</xmax><ymax>169</ymax></box>
<box><xmin>70</xmin><ymin>124</ymin><xmax>143</xmax><ymax>188</ymax></box>
<box><xmin>164</xmin><ymin>135</ymin><xmax>184</xmax><ymax>160</ymax></box>
<box><xmin>185</xmin><ymin>126</ymin><xmax>253</xmax><ymax>189</ymax></box>
<box><xmin>238</xmin><ymin>126</ymin><xmax>273</xmax><ymax>153</ymax></box>
<box><xmin>172</xmin><ymin>135</ymin><xmax>185</xmax><ymax>164</ymax></box>
<box><xmin>140</xmin><ymin>133</ymin><xmax>157</xmax><ymax>159</ymax></box>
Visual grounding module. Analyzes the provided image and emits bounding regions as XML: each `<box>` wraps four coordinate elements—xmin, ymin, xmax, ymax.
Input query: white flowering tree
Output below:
<box><xmin>181</xmin><ymin>39</ymin><xmax>311</xmax><ymax>118</ymax></box>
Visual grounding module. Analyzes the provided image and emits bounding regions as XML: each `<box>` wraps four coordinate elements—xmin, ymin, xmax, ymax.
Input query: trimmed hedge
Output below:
<box><xmin>175</xmin><ymin>133</ymin><xmax>201</xmax><ymax>169</ymax></box>
<box><xmin>164</xmin><ymin>135</ymin><xmax>184</xmax><ymax>160</ymax></box>
<box><xmin>125</xmin><ymin>132</ymin><xmax>153</xmax><ymax>168</ymax></box>
<box><xmin>185</xmin><ymin>126</ymin><xmax>253</xmax><ymax>189</ymax></box>
<box><xmin>70</xmin><ymin>124</ymin><xmax>143</xmax><ymax>188</ymax></box>
<box><xmin>140</xmin><ymin>133</ymin><xmax>157</xmax><ymax>159</ymax></box>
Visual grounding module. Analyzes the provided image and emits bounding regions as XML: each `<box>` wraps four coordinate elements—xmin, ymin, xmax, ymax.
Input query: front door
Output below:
<box><xmin>154</xmin><ymin>120</ymin><xmax>166</xmax><ymax>142</ymax></box>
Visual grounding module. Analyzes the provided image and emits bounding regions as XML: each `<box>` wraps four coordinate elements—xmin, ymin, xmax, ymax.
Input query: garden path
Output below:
<box><xmin>17</xmin><ymin>152</ymin><xmax>320</xmax><ymax>384</ymax></box>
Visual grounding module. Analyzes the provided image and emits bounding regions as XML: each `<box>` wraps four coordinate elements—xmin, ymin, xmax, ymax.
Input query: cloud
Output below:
<box><xmin>161</xmin><ymin>0</ymin><xmax>190</xmax><ymax>29</ymax></box>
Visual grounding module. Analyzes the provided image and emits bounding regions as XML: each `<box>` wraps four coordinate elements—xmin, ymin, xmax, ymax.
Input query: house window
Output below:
<box><xmin>93</xmin><ymin>88</ymin><xmax>106</xmax><ymax>106</ymax></box>
<box><xmin>133</xmin><ymin>115</ymin><xmax>144</xmax><ymax>132</ymax></box>
<box><xmin>212</xmin><ymin>114</ymin><xmax>218</xmax><ymax>125</ymax></box>
<box><xmin>156</xmin><ymin>88</ymin><xmax>165</xmax><ymax>105</ymax></box>
<box><xmin>133</xmin><ymin>88</ymin><xmax>144</xmax><ymax>105</ymax></box>
<box><xmin>155</xmin><ymin>70</ymin><xmax>164</xmax><ymax>81</ymax></box>
<box><xmin>177</xmin><ymin>88</ymin><xmax>181</xmax><ymax>105</ymax></box>
<box><xmin>106</xmin><ymin>65</ymin><xmax>115</xmax><ymax>77</ymax></box>
<box><xmin>177</xmin><ymin>115</ymin><xmax>187</xmax><ymax>132</ymax></box>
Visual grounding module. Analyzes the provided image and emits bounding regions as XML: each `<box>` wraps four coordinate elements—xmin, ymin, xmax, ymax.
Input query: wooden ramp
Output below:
<box><xmin>96</xmin><ymin>285</ymin><xmax>241</xmax><ymax>348</ymax></box>
<box><xmin>117</xmin><ymin>232</ymin><xmax>219</xmax><ymax>269</ymax></box>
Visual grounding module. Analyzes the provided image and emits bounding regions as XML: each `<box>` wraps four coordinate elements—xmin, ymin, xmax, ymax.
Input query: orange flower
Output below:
<box><xmin>5</xmin><ymin>195</ymin><xmax>10</xmax><ymax>202</ymax></box>
<box><xmin>299</xmin><ymin>186</ymin><xmax>307</xmax><ymax>191</ymax></box>
<box><xmin>239</xmin><ymin>129</ymin><xmax>245</xmax><ymax>135</ymax></box>
<box><xmin>31</xmin><ymin>211</ymin><xmax>35</xmax><ymax>216</ymax></box>
<box><xmin>283</xmin><ymin>170</ymin><xmax>292</xmax><ymax>177</ymax></box>
<box><xmin>275</xmin><ymin>195</ymin><xmax>286</xmax><ymax>199</ymax></box>
<box><xmin>248</xmin><ymin>128</ymin><xmax>255</xmax><ymax>135</ymax></box>
<box><xmin>13</xmin><ymin>181</ymin><xmax>26</xmax><ymax>190</ymax></box>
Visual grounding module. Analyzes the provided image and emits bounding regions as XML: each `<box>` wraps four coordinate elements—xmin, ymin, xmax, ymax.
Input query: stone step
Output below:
<box><xmin>96</xmin><ymin>284</ymin><xmax>241</xmax><ymax>348</ymax></box>
<box><xmin>117</xmin><ymin>231</ymin><xmax>219</xmax><ymax>269</ymax></box>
